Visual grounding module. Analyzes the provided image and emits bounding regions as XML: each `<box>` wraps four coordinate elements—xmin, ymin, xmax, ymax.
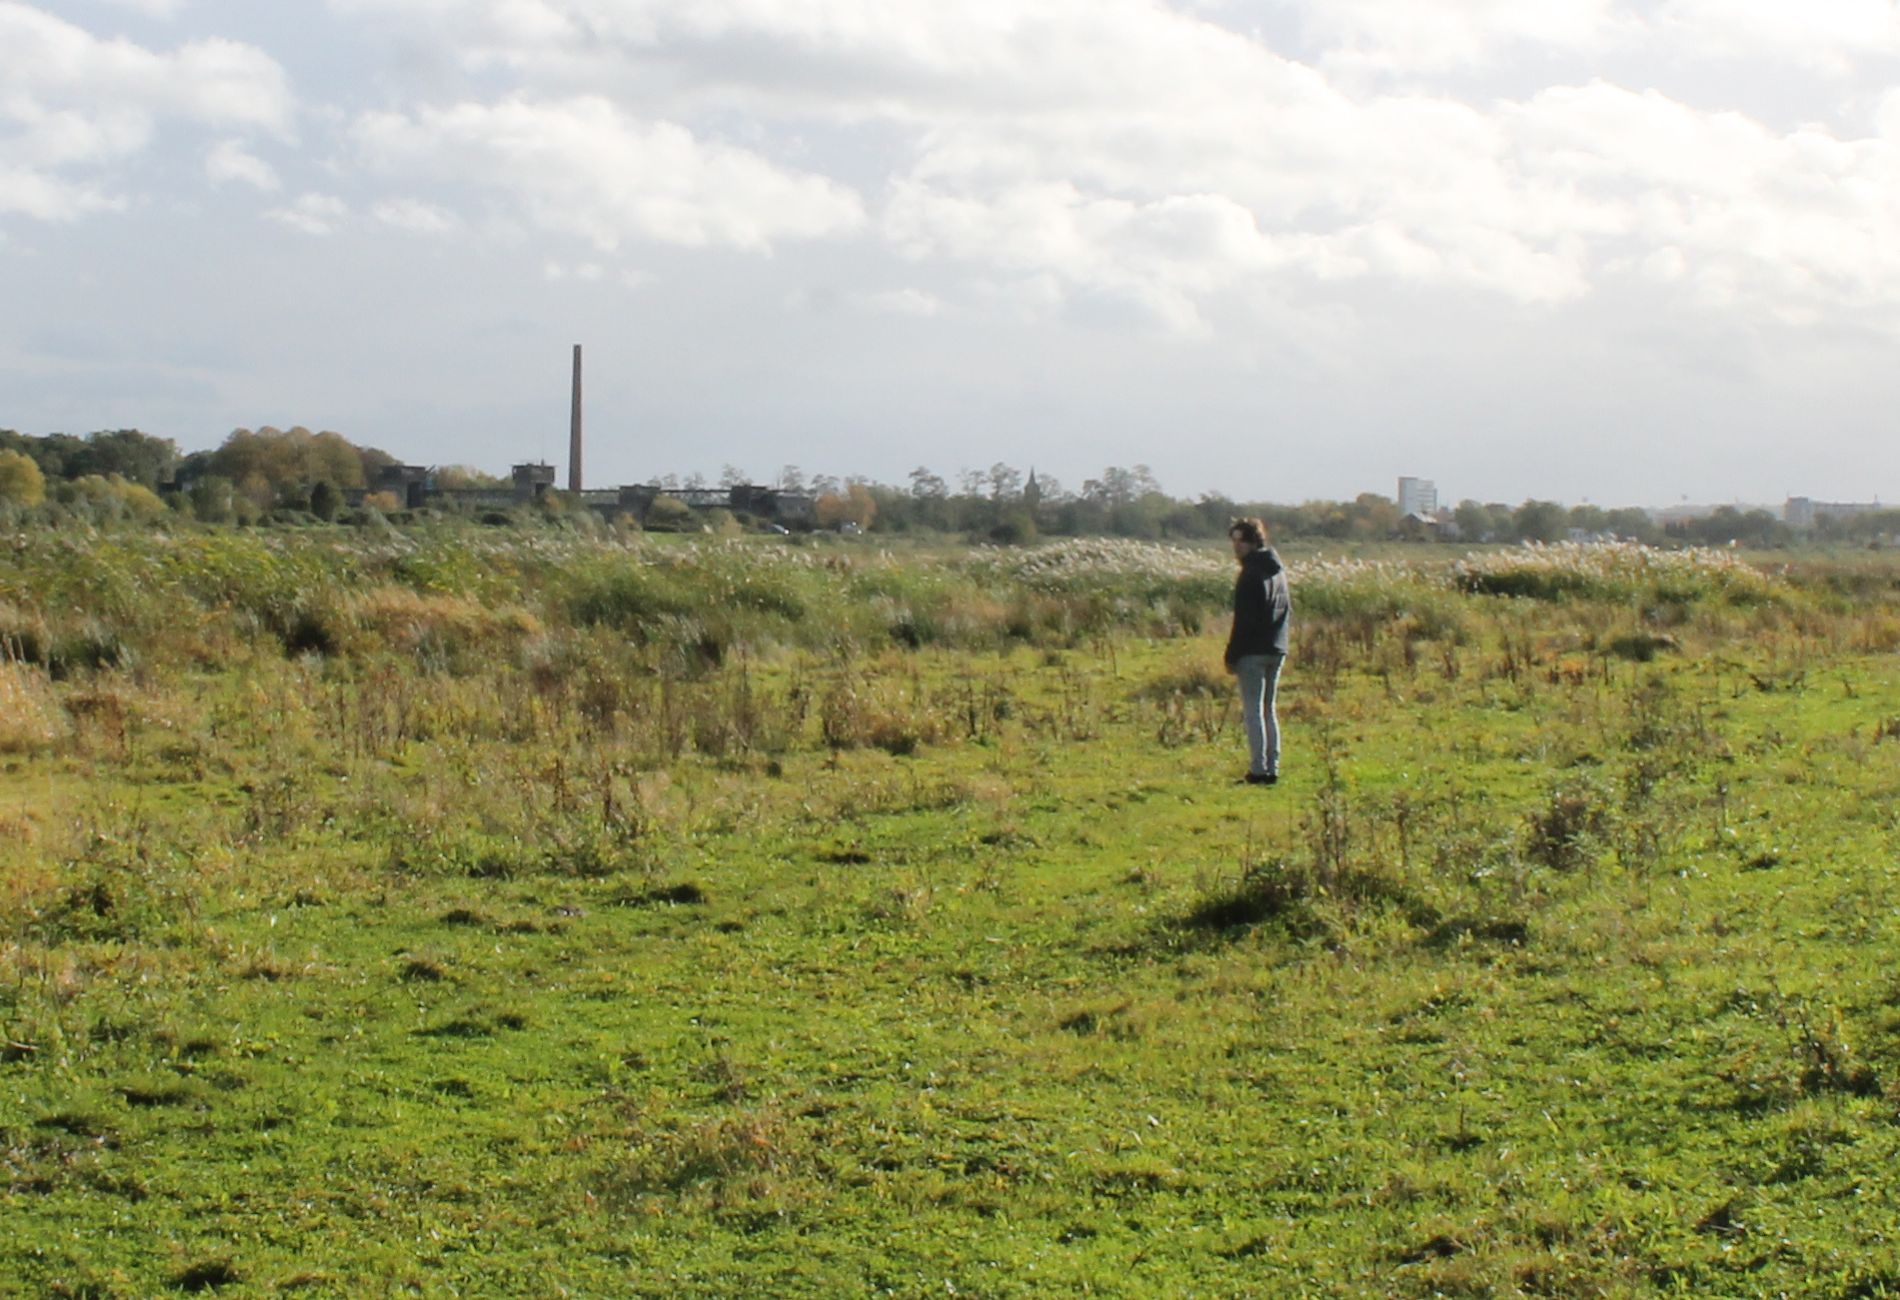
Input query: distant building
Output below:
<box><xmin>373</xmin><ymin>464</ymin><xmax>434</xmax><ymax>509</ymax></box>
<box><xmin>1785</xmin><ymin>496</ymin><xmax>1883</xmax><ymax>529</ymax></box>
<box><xmin>511</xmin><ymin>462</ymin><xmax>557</xmax><ymax>502</ymax></box>
<box><xmin>1397</xmin><ymin>476</ymin><xmax>1438</xmax><ymax>517</ymax></box>
<box><xmin>727</xmin><ymin>484</ymin><xmax>816</xmax><ymax>525</ymax></box>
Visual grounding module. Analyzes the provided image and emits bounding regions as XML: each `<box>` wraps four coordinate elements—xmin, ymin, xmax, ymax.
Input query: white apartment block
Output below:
<box><xmin>1397</xmin><ymin>476</ymin><xmax>1438</xmax><ymax>517</ymax></box>
<box><xmin>1785</xmin><ymin>497</ymin><xmax>1883</xmax><ymax>529</ymax></box>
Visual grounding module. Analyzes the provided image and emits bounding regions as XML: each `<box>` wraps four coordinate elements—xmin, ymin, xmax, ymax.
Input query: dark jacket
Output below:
<box><xmin>1225</xmin><ymin>546</ymin><xmax>1290</xmax><ymax>664</ymax></box>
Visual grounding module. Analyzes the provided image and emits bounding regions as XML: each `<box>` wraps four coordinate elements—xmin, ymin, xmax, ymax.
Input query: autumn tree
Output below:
<box><xmin>988</xmin><ymin>462</ymin><xmax>1023</xmax><ymax>500</ymax></box>
<box><xmin>816</xmin><ymin>482</ymin><xmax>877</xmax><ymax>530</ymax></box>
<box><xmin>0</xmin><ymin>428</ymin><xmax>179</xmax><ymax>488</ymax></box>
<box><xmin>201</xmin><ymin>426</ymin><xmax>394</xmax><ymax>507</ymax></box>
<box><xmin>645</xmin><ymin>495</ymin><xmax>693</xmax><ymax>530</ymax></box>
<box><xmin>56</xmin><ymin>475</ymin><xmax>168</xmax><ymax>524</ymax></box>
<box><xmin>1511</xmin><ymin>500</ymin><xmax>1568</xmax><ymax>543</ymax></box>
<box><xmin>435</xmin><ymin>464</ymin><xmax>505</xmax><ymax>490</ymax></box>
<box><xmin>0</xmin><ymin>449</ymin><xmax>45</xmax><ymax>507</ymax></box>
<box><xmin>309</xmin><ymin>481</ymin><xmax>342</xmax><ymax>521</ymax></box>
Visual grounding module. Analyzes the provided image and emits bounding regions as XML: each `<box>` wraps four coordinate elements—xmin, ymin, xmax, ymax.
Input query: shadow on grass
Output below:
<box><xmin>610</xmin><ymin>882</ymin><xmax>708</xmax><ymax>908</ymax></box>
<box><xmin>1168</xmin><ymin>858</ymin><xmax>1443</xmax><ymax>945</ymax></box>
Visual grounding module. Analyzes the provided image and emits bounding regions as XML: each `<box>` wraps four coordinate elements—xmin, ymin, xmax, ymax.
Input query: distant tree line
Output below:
<box><xmin>5</xmin><ymin>427</ymin><xmax>1888</xmax><ymax>546</ymax></box>
<box><xmin>0</xmin><ymin>426</ymin><xmax>406</xmax><ymax>524</ymax></box>
<box><xmin>0</xmin><ymin>428</ymin><xmax>177</xmax><ymax>524</ymax></box>
<box><xmin>744</xmin><ymin>461</ymin><xmax>1829</xmax><ymax>546</ymax></box>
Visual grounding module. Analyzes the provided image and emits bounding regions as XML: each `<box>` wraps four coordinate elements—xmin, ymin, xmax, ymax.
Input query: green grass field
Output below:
<box><xmin>3</xmin><ymin>530</ymin><xmax>1898</xmax><ymax>1297</ymax></box>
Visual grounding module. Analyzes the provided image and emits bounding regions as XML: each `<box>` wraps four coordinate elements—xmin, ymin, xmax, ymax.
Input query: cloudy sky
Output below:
<box><xmin>4</xmin><ymin>0</ymin><xmax>1898</xmax><ymax>506</ymax></box>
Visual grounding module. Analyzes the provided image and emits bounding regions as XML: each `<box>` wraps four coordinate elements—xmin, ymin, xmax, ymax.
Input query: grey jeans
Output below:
<box><xmin>1234</xmin><ymin>653</ymin><xmax>1284</xmax><ymax>777</ymax></box>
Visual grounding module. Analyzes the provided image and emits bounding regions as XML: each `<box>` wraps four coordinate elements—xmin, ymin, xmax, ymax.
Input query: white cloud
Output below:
<box><xmin>854</xmin><ymin>287</ymin><xmax>943</xmax><ymax>317</ymax></box>
<box><xmin>1656</xmin><ymin>0</ymin><xmax>1900</xmax><ymax>73</ymax></box>
<box><xmin>0</xmin><ymin>164</ymin><xmax>122</xmax><ymax>219</ymax></box>
<box><xmin>372</xmin><ymin>196</ymin><xmax>456</xmax><ymax>233</ymax></box>
<box><xmin>313</xmin><ymin>0</ymin><xmax>1900</xmax><ymax>334</ymax></box>
<box><xmin>205</xmin><ymin>138</ymin><xmax>279</xmax><ymax>190</ymax></box>
<box><xmin>351</xmin><ymin>96</ymin><xmax>864</xmax><ymax>251</ymax></box>
<box><xmin>267</xmin><ymin>192</ymin><xmax>348</xmax><ymax>235</ymax></box>
<box><xmin>99</xmin><ymin>0</ymin><xmax>187</xmax><ymax>16</ymax></box>
<box><xmin>0</xmin><ymin>5</ymin><xmax>291</xmax><ymax>130</ymax></box>
<box><xmin>1513</xmin><ymin>82</ymin><xmax>1900</xmax><ymax>312</ymax></box>
<box><xmin>1297</xmin><ymin>0</ymin><xmax>1627</xmax><ymax>76</ymax></box>
<box><xmin>0</xmin><ymin>3</ymin><xmax>291</xmax><ymax>222</ymax></box>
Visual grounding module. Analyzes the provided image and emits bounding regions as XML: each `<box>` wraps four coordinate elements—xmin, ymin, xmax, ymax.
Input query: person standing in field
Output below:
<box><xmin>1224</xmin><ymin>518</ymin><xmax>1290</xmax><ymax>786</ymax></box>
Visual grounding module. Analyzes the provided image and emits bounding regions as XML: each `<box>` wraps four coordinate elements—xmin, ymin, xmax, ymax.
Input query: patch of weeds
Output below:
<box><xmin>1604</xmin><ymin>632</ymin><xmax>1681</xmax><ymax>662</ymax></box>
<box><xmin>1829</xmin><ymin>1271</ymin><xmax>1900</xmax><ymax>1300</ymax></box>
<box><xmin>696</xmin><ymin>1053</ymin><xmax>751</xmax><ymax>1103</ymax></box>
<box><xmin>1215</xmin><ymin>1235</ymin><xmax>1273</xmax><ymax>1260</ymax></box>
<box><xmin>239</xmin><ymin>954</ymin><xmax>295</xmax><ymax>982</ymax></box>
<box><xmin>389</xmin><ymin>830</ymin><xmax>537</xmax><ymax>880</ymax></box>
<box><xmin>595</xmin><ymin>1106</ymin><xmax>802</xmax><ymax>1202</ymax></box>
<box><xmin>35</xmin><ymin>1111</ymin><xmax>115</xmax><ymax>1140</ymax></box>
<box><xmin>416</xmin><ymin>1016</ymin><xmax>493</xmax><ymax>1040</ymax></box>
<box><xmin>274</xmin><ymin>1272</ymin><xmax>338</xmax><ymax>1292</ymax></box>
<box><xmin>862</xmin><ymin>880</ymin><xmax>934</xmax><ymax>926</ymax></box>
<box><xmin>1387</xmin><ymin>991</ymin><xmax>1472</xmax><ymax>1045</ymax></box>
<box><xmin>1178</xmin><ymin>854</ymin><xmax>1429</xmax><ymax>941</ymax></box>
<box><xmin>160</xmin><ymin>1033</ymin><xmax>219</xmax><ymax>1061</ymax></box>
<box><xmin>1394</xmin><ymin>1232</ymin><xmax>1462</xmax><ymax>1265</ymax></box>
<box><xmin>1055</xmin><ymin>1000</ymin><xmax>1146</xmax><ymax>1041</ymax></box>
<box><xmin>1436</xmin><ymin>1129</ymin><xmax>1485</xmax><ymax>1154</ymax></box>
<box><xmin>1694</xmin><ymin>1197</ymin><xmax>1746</xmax><ymax>1238</ymax></box>
<box><xmin>1133</xmin><ymin>660</ymin><xmax>1227</xmax><ymax>700</ymax></box>
<box><xmin>33</xmin><ymin>861</ymin><xmax>171</xmax><ymax>947</ymax></box>
<box><xmin>611</xmin><ymin>881</ymin><xmax>707</xmax><ymax>908</ymax></box>
<box><xmin>1765</xmin><ymin>1109</ymin><xmax>1856</xmax><ymax>1184</ymax></box>
<box><xmin>172</xmin><ymin>1258</ymin><xmax>241</xmax><ymax>1293</ymax></box>
<box><xmin>400</xmin><ymin>957</ymin><xmax>448</xmax><ymax>983</ymax></box>
<box><xmin>77</xmin><ymin>1166</ymin><xmax>149</xmax><ymax>1201</ymax></box>
<box><xmin>1524</xmin><ymin>775</ymin><xmax>1612</xmax><ymax>871</ymax></box>
<box><xmin>118</xmin><ymin>1078</ymin><xmax>200</xmax><ymax>1109</ymax></box>
<box><xmin>47</xmin><ymin>623</ymin><xmax>134</xmax><ymax>679</ymax></box>
<box><xmin>1087</xmin><ymin>1156</ymin><xmax>1186</xmax><ymax>1195</ymax></box>
<box><xmin>1181</xmin><ymin>858</ymin><xmax>1318</xmax><ymax>935</ymax></box>
<box><xmin>1771</xmin><ymin>994</ymin><xmax>1882</xmax><ymax>1098</ymax></box>
<box><xmin>1424</xmin><ymin>917</ymin><xmax>1529</xmax><ymax>950</ymax></box>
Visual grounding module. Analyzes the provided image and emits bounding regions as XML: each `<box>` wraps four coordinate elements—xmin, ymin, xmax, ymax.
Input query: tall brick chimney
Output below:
<box><xmin>568</xmin><ymin>343</ymin><xmax>583</xmax><ymax>494</ymax></box>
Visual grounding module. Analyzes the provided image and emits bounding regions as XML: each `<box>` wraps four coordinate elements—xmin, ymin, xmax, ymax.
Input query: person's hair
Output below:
<box><xmin>1229</xmin><ymin>517</ymin><xmax>1268</xmax><ymax>547</ymax></box>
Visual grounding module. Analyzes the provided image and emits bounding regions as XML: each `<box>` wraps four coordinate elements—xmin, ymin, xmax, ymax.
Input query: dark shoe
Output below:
<box><xmin>1243</xmin><ymin>772</ymin><xmax>1277</xmax><ymax>786</ymax></box>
